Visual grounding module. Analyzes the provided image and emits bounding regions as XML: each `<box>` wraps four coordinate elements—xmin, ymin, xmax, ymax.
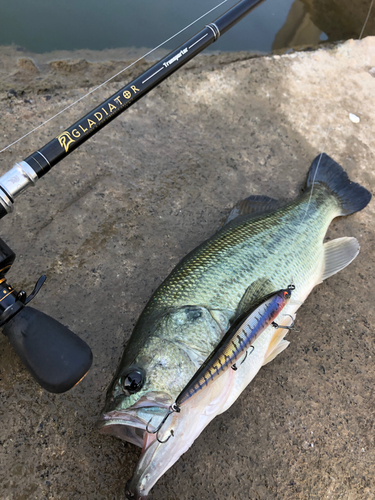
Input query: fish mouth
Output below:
<box><xmin>98</xmin><ymin>397</ymin><xmax>175</xmax><ymax>498</ymax></box>
<box><xmin>98</xmin><ymin>413</ymin><xmax>147</xmax><ymax>448</ymax></box>
<box><xmin>98</xmin><ymin>394</ymin><xmax>172</xmax><ymax>448</ymax></box>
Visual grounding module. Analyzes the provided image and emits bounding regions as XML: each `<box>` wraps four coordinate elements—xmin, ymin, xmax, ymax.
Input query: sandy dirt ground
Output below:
<box><xmin>0</xmin><ymin>38</ymin><xmax>374</xmax><ymax>499</ymax></box>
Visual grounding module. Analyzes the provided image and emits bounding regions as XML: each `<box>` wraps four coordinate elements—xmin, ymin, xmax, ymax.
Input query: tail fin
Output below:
<box><xmin>306</xmin><ymin>153</ymin><xmax>372</xmax><ymax>216</ymax></box>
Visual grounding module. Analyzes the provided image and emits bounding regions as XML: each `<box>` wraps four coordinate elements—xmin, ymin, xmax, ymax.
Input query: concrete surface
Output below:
<box><xmin>0</xmin><ymin>38</ymin><xmax>374</xmax><ymax>500</ymax></box>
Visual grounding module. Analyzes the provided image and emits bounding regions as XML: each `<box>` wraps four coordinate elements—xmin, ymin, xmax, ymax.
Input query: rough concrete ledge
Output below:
<box><xmin>0</xmin><ymin>38</ymin><xmax>374</xmax><ymax>500</ymax></box>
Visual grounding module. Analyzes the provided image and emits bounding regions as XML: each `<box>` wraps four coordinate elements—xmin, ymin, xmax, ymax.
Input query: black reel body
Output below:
<box><xmin>0</xmin><ymin>237</ymin><xmax>93</xmax><ymax>393</ymax></box>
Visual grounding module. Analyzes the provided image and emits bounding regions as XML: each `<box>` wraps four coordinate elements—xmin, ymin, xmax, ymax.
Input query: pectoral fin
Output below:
<box><xmin>263</xmin><ymin>339</ymin><xmax>290</xmax><ymax>366</ymax></box>
<box><xmin>262</xmin><ymin>316</ymin><xmax>293</xmax><ymax>366</ymax></box>
<box><xmin>235</xmin><ymin>277</ymin><xmax>278</xmax><ymax>318</ymax></box>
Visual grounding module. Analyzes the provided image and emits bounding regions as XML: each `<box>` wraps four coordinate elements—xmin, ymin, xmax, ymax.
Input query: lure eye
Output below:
<box><xmin>120</xmin><ymin>367</ymin><xmax>146</xmax><ymax>395</ymax></box>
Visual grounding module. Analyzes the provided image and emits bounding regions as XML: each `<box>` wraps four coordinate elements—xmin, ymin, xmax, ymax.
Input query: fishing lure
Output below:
<box><xmin>147</xmin><ymin>284</ymin><xmax>295</xmax><ymax>443</ymax></box>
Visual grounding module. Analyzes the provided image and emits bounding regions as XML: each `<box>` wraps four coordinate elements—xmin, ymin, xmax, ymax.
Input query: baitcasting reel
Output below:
<box><xmin>0</xmin><ymin>237</ymin><xmax>92</xmax><ymax>393</ymax></box>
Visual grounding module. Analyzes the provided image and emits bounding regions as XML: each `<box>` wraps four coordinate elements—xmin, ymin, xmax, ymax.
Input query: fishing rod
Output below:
<box><xmin>0</xmin><ymin>0</ymin><xmax>264</xmax><ymax>393</ymax></box>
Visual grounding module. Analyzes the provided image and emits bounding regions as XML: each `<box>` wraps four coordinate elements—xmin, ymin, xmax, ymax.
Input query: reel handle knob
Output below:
<box><xmin>3</xmin><ymin>306</ymin><xmax>93</xmax><ymax>393</ymax></box>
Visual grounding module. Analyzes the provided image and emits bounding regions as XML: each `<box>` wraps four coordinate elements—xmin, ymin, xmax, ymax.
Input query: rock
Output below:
<box><xmin>17</xmin><ymin>57</ymin><xmax>39</xmax><ymax>73</ymax></box>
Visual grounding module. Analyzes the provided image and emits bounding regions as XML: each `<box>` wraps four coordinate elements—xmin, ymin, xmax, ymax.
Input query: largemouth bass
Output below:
<box><xmin>98</xmin><ymin>153</ymin><xmax>371</xmax><ymax>499</ymax></box>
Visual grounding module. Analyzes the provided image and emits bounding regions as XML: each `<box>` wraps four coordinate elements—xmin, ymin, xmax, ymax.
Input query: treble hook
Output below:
<box><xmin>146</xmin><ymin>403</ymin><xmax>180</xmax><ymax>443</ymax></box>
<box><xmin>272</xmin><ymin>314</ymin><xmax>299</xmax><ymax>332</ymax></box>
<box><xmin>231</xmin><ymin>345</ymin><xmax>255</xmax><ymax>370</ymax></box>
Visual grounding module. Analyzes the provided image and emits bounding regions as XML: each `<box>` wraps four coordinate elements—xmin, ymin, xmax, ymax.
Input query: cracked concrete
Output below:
<box><xmin>0</xmin><ymin>38</ymin><xmax>374</xmax><ymax>499</ymax></box>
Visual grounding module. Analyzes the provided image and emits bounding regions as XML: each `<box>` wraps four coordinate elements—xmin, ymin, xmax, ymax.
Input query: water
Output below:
<box><xmin>0</xmin><ymin>0</ymin><xmax>329</xmax><ymax>54</ymax></box>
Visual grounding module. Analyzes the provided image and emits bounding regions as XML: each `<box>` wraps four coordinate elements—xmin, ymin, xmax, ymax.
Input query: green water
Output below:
<box><xmin>0</xmin><ymin>0</ymin><xmax>329</xmax><ymax>54</ymax></box>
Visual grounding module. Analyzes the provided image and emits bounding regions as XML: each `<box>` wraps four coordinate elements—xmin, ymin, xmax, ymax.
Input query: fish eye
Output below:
<box><xmin>120</xmin><ymin>367</ymin><xmax>146</xmax><ymax>395</ymax></box>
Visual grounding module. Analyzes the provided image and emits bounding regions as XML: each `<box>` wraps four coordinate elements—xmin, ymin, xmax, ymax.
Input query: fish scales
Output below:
<box><xmin>99</xmin><ymin>153</ymin><xmax>371</xmax><ymax>500</ymax></box>
<box><xmin>143</xmin><ymin>191</ymin><xmax>333</xmax><ymax>315</ymax></box>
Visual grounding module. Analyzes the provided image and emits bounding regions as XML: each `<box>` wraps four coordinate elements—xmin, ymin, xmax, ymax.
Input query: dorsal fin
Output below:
<box><xmin>222</xmin><ymin>195</ymin><xmax>280</xmax><ymax>227</ymax></box>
